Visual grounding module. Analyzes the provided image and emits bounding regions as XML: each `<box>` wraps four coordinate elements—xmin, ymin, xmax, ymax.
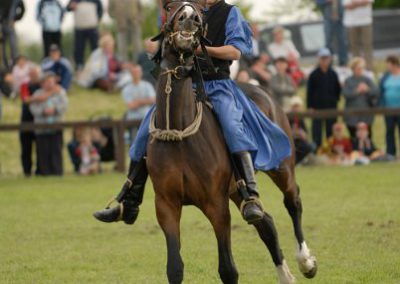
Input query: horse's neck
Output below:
<box><xmin>155</xmin><ymin>59</ymin><xmax>196</xmax><ymax>130</ymax></box>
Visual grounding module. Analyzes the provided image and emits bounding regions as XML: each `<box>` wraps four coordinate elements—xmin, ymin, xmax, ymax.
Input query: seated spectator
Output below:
<box><xmin>29</xmin><ymin>72</ymin><xmax>68</xmax><ymax>176</ymax></box>
<box><xmin>19</xmin><ymin>66</ymin><xmax>42</xmax><ymax>176</ymax></box>
<box><xmin>122</xmin><ymin>65</ymin><xmax>156</xmax><ymax>121</ymax></box>
<box><xmin>288</xmin><ymin>96</ymin><xmax>316</xmax><ymax>164</ymax></box>
<box><xmin>75</xmin><ymin>128</ymin><xmax>101</xmax><ymax>175</ymax></box>
<box><xmin>250</xmin><ymin>53</ymin><xmax>271</xmax><ymax>88</ymax></box>
<box><xmin>0</xmin><ymin>69</ymin><xmax>13</xmax><ymax>120</ymax></box>
<box><xmin>138</xmin><ymin>38</ymin><xmax>158</xmax><ymax>86</ymax></box>
<box><xmin>11</xmin><ymin>55</ymin><xmax>33</xmax><ymax>96</ymax></box>
<box><xmin>270</xmin><ymin>57</ymin><xmax>296</xmax><ymax>111</ymax></box>
<box><xmin>268</xmin><ymin>26</ymin><xmax>300</xmax><ymax>61</ymax></box>
<box><xmin>41</xmin><ymin>44</ymin><xmax>73</xmax><ymax>90</ymax></box>
<box><xmin>77</xmin><ymin>33</ymin><xmax>126</xmax><ymax>92</ymax></box>
<box><xmin>343</xmin><ymin>57</ymin><xmax>379</xmax><ymax>139</ymax></box>
<box><xmin>268</xmin><ymin>26</ymin><xmax>304</xmax><ymax>87</ymax></box>
<box><xmin>381</xmin><ymin>55</ymin><xmax>400</xmax><ymax>157</ymax></box>
<box><xmin>318</xmin><ymin>122</ymin><xmax>353</xmax><ymax>165</ymax></box>
<box><xmin>351</xmin><ymin>122</ymin><xmax>388</xmax><ymax>164</ymax></box>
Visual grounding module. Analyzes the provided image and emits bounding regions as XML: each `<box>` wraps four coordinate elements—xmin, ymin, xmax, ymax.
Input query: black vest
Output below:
<box><xmin>200</xmin><ymin>0</ymin><xmax>233</xmax><ymax>81</ymax></box>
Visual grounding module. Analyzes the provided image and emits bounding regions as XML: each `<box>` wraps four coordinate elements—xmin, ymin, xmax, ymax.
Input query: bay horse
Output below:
<box><xmin>146</xmin><ymin>1</ymin><xmax>317</xmax><ymax>283</ymax></box>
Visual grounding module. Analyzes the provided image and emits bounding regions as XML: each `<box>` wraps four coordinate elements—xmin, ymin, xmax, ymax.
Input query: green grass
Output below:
<box><xmin>1</xmin><ymin>165</ymin><xmax>400</xmax><ymax>283</ymax></box>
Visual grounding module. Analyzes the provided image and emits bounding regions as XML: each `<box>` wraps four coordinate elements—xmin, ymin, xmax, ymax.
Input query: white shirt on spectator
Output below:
<box><xmin>268</xmin><ymin>41</ymin><xmax>300</xmax><ymax>60</ymax></box>
<box><xmin>122</xmin><ymin>80</ymin><xmax>155</xmax><ymax>121</ymax></box>
<box><xmin>343</xmin><ymin>0</ymin><xmax>374</xmax><ymax>27</ymax></box>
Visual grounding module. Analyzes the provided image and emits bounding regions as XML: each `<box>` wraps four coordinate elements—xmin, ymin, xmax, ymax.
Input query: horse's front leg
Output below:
<box><xmin>230</xmin><ymin>193</ymin><xmax>295</xmax><ymax>284</ymax></box>
<box><xmin>267</xmin><ymin>163</ymin><xmax>317</xmax><ymax>279</ymax></box>
<box><xmin>204</xmin><ymin>198</ymin><xmax>238</xmax><ymax>284</ymax></box>
<box><xmin>155</xmin><ymin>195</ymin><xmax>184</xmax><ymax>284</ymax></box>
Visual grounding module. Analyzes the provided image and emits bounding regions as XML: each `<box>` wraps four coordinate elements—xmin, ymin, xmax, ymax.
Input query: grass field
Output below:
<box><xmin>1</xmin><ymin>165</ymin><xmax>400</xmax><ymax>284</ymax></box>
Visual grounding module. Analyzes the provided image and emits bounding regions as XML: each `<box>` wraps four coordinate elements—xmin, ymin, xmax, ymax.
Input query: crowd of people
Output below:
<box><xmin>0</xmin><ymin>0</ymin><xmax>399</xmax><ymax>177</ymax></box>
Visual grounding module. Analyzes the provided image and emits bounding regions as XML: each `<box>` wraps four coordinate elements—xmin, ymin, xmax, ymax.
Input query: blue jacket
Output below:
<box><xmin>42</xmin><ymin>57</ymin><xmax>73</xmax><ymax>90</ymax></box>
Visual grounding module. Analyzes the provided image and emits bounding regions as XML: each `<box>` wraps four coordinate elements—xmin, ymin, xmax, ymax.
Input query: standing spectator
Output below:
<box><xmin>11</xmin><ymin>55</ymin><xmax>32</xmax><ymax>95</ymax></box>
<box><xmin>109</xmin><ymin>0</ymin><xmax>142</xmax><ymax>63</ymax></box>
<box><xmin>0</xmin><ymin>0</ymin><xmax>25</xmax><ymax>69</ymax></box>
<box><xmin>316</xmin><ymin>0</ymin><xmax>348</xmax><ymax>66</ymax></box>
<box><xmin>137</xmin><ymin>38</ymin><xmax>158</xmax><ymax>86</ymax></box>
<box><xmin>67</xmin><ymin>0</ymin><xmax>103</xmax><ymax>70</ymax></box>
<box><xmin>19</xmin><ymin>66</ymin><xmax>41</xmax><ymax>176</ymax></box>
<box><xmin>41</xmin><ymin>44</ymin><xmax>73</xmax><ymax>90</ymax></box>
<box><xmin>343</xmin><ymin>57</ymin><xmax>378</xmax><ymax>138</ymax></box>
<box><xmin>77</xmin><ymin>33</ymin><xmax>125</xmax><ymax>92</ymax></box>
<box><xmin>37</xmin><ymin>0</ymin><xmax>65</xmax><ymax>57</ymax></box>
<box><xmin>381</xmin><ymin>56</ymin><xmax>400</xmax><ymax>156</ymax></box>
<box><xmin>307</xmin><ymin>48</ymin><xmax>342</xmax><ymax>147</ymax></box>
<box><xmin>269</xmin><ymin>57</ymin><xmax>296</xmax><ymax>111</ymax></box>
<box><xmin>29</xmin><ymin>72</ymin><xmax>68</xmax><ymax>176</ymax></box>
<box><xmin>122</xmin><ymin>65</ymin><xmax>155</xmax><ymax>121</ymax></box>
<box><xmin>343</xmin><ymin>0</ymin><xmax>374</xmax><ymax>70</ymax></box>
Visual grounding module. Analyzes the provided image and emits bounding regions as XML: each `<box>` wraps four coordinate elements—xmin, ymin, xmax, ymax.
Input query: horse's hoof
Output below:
<box><xmin>276</xmin><ymin>260</ymin><xmax>296</xmax><ymax>284</ymax></box>
<box><xmin>302</xmin><ymin>259</ymin><xmax>317</xmax><ymax>279</ymax></box>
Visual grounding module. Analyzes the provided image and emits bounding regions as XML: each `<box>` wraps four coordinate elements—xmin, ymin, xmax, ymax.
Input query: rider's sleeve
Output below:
<box><xmin>224</xmin><ymin>6</ymin><xmax>253</xmax><ymax>56</ymax></box>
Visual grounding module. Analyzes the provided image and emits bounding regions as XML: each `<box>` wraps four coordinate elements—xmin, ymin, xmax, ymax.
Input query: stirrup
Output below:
<box><xmin>105</xmin><ymin>198</ymin><xmax>124</xmax><ymax>221</ymax></box>
<box><xmin>240</xmin><ymin>196</ymin><xmax>264</xmax><ymax>224</ymax></box>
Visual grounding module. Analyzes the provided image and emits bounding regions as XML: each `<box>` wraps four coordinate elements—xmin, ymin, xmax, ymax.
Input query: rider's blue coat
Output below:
<box><xmin>129</xmin><ymin>6</ymin><xmax>291</xmax><ymax>171</ymax></box>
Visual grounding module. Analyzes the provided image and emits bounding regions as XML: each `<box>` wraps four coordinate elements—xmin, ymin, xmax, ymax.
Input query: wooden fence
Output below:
<box><xmin>1</xmin><ymin>107</ymin><xmax>400</xmax><ymax>173</ymax></box>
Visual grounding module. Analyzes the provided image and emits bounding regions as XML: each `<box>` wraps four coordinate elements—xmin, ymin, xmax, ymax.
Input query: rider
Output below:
<box><xmin>94</xmin><ymin>0</ymin><xmax>291</xmax><ymax>225</ymax></box>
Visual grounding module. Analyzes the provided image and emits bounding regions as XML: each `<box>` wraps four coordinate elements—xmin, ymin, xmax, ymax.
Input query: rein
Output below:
<box><xmin>149</xmin><ymin>66</ymin><xmax>203</xmax><ymax>142</ymax></box>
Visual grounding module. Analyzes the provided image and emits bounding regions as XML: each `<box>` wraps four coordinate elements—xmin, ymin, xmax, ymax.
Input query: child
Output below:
<box><xmin>318</xmin><ymin>122</ymin><xmax>353</xmax><ymax>165</ymax></box>
<box><xmin>75</xmin><ymin>128</ymin><xmax>101</xmax><ymax>175</ymax></box>
<box><xmin>351</xmin><ymin>122</ymin><xmax>386</xmax><ymax>164</ymax></box>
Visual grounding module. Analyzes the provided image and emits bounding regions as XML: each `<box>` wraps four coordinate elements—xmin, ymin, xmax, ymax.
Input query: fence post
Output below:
<box><xmin>113</xmin><ymin>121</ymin><xmax>126</xmax><ymax>173</ymax></box>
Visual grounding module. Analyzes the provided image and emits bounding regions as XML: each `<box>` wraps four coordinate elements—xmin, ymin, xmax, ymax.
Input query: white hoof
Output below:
<box><xmin>276</xmin><ymin>260</ymin><xmax>296</xmax><ymax>284</ymax></box>
<box><xmin>296</xmin><ymin>242</ymin><xmax>317</xmax><ymax>278</ymax></box>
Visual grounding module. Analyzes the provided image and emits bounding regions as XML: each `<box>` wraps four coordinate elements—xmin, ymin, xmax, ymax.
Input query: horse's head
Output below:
<box><xmin>162</xmin><ymin>0</ymin><xmax>206</xmax><ymax>54</ymax></box>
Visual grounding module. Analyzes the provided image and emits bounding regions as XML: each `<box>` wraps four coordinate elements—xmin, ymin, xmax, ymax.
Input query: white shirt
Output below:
<box><xmin>343</xmin><ymin>0</ymin><xmax>374</xmax><ymax>27</ymax></box>
<box><xmin>268</xmin><ymin>41</ymin><xmax>300</xmax><ymax>60</ymax></box>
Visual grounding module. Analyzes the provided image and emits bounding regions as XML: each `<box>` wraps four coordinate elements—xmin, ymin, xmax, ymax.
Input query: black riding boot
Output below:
<box><xmin>93</xmin><ymin>158</ymin><xmax>148</xmax><ymax>225</ymax></box>
<box><xmin>232</xmin><ymin>151</ymin><xmax>264</xmax><ymax>224</ymax></box>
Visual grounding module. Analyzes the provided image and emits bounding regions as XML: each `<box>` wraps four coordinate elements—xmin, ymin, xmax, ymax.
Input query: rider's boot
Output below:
<box><xmin>233</xmin><ymin>151</ymin><xmax>265</xmax><ymax>224</ymax></box>
<box><xmin>93</xmin><ymin>158</ymin><xmax>148</xmax><ymax>225</ymax></box>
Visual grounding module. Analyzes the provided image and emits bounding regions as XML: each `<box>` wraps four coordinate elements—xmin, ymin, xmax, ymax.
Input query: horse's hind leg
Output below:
<box><xmin>267</xmin><ymin>161</ymin><xmax>317</xmax><ymax>279</ymax></box>
<box><xmin>230</xmin><ymin>193</ymin><xmax>295</xmax><ymax>284</ymax></box>
<box><xmin>155</xmin><ymin>195</ymin><xmax>184</xmax><ymax>284</ymax></box>
<box><xmin>204</xmin><ymin>200</ymin><xmax>238</xmax><ymax>284</ymax></box>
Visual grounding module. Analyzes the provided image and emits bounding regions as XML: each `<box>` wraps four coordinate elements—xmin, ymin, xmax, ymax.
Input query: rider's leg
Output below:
<box><xmin>93</xmin><ymin>106</ymin><xmax>153</xmax><ymax>225</ymax></box>
<box><xmin>207</xmin><ymin>89</ymin><xmax>264</xmax><ymax>224</ymax></box>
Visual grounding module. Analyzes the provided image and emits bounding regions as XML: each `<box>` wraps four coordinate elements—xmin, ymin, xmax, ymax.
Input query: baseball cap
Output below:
<box><xmin>317</xmin><ymin>47</ymin><xmax>332</xmax><ymax>58</ymax></box>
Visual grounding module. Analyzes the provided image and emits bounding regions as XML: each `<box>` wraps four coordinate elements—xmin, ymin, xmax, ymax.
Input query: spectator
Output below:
<box><xmin>0</xmin><ymin>0</ymin><xmax>25</xmax><ymax>68</ymax></box>
<box><xmin>109</xmin><ymin>0</ymin><xmax>142</xmax><ymax>63</ymax></box>
<box><xmin>11</xmin><ymin>55</ymin><xmax>32</xmax><ymax>95</ymax></box>
<box><xmin>77</xmin><ymin>33</ymin><xmax>125</xmax><ymax>92</ymax></box>
<box><xmin>381</xmin><ymin>55</ymin><xmax>400</xmax><ymax>157</ymax></box>
<box><xmin>343</xmin><ymin>0</ymin><xmax>374</xmax><ymax>70</ymax></box>
<box><xmin>122</xmin><ymin>65</ymin><xmax>155</xmax><ymax>121</ymax></box>
<box><xmin>236</xmin><ymin>69</ymin><xmax>260</xmax><ymax>86</ymax></box>
<box><xmin>269</xmin><ymin>57</ymin><xmax>296</xmax><ymax>111</ymax></box>
<box><xmin>288</xmin><ymin>96</ymin><xmax>316</xmax><ymax>164</ymax></box>
<box><xmin>137</xmin><ymin>38</ymin><xmax>158</xmax><ymax>86</ymax></box>
<box><xmin>343</xmin><ymin>57</ymin><xmax>379</xmax><ymax>139</ymax></box>
<box><xmin>316</xmin><ymin>0</ymin><xmax>348</xmax><ymax>66</ymax></box>
<box><xmin>67</xmin><ymin>0</ymin><xmax>103</xmax><ymax>70</ymax></box>
<box><xmin>41</xmin><ymin>44</ymin><xmax>73</xmax><ymax>90</ymax></box>
<box><xmin>351</xmin><ymin>122</ymin><xmax>387</xmax><ymax>164</ymax></box>
<box><xmin>29</xmin><ymin>72</ymin><xmax>68</xmax><ymax>176</ymax></box>
<box><xmin>250</xmin><ymin>53</ymin><xmax>271</xmax><ymax>88</ymax></box>
<box><xmin>318</xmin><ymin>122</ymin><xmax>353</xmax><ymax>165</ymax></box>
<box><xmin>37</xmin><ymin>0</ymin><xmax>65</xmax><ymax>57</ymax></box>
<box><xmin>0</xmin><ymin>69</ymin><xmax>13</xmax><ymax>119</ymax></box>
<box><xmin>307</xmin><ymin>48</ymin><xmax>341</xmax><ymax>147</ymax></box>
<box><xmin>75</xmin><ymin>128</ymin><xmax>101</xmax><ymax>175</ymax></box>
<box><xmin>268</xmin><ymin>26</ymin><xmax>300</xmax><ymax>61</ymax></box>
<box><xmin>19</xmin><ymin>66</ymin><xmax>41</xmax><ymax>176</ymax></box>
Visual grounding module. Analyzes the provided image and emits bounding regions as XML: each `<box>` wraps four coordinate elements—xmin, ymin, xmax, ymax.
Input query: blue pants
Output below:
<box><xmin>321</xmin><ymin>7</ymin><xmax>348</xmax><ymax>65</ymax></box>
<box><xmin>130</xmin><ymin>80</ymin><xmax>291</xmax><ymax>171</ymax></box>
